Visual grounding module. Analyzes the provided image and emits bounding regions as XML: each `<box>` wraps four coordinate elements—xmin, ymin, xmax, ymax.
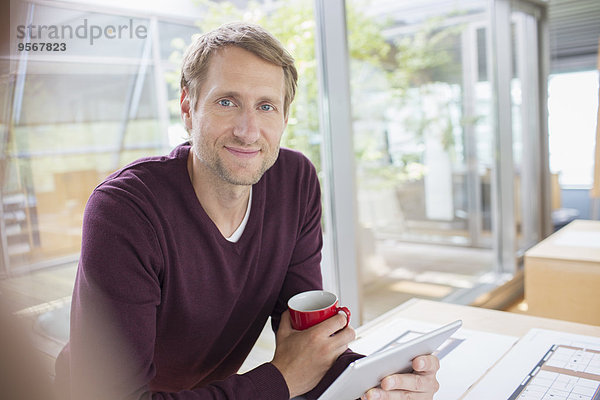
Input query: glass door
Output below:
<box><xmin>511</xmin><ymin>3</ymin><xmax>551</xmax><ymax>254</ymax></box>
<box><xmin>319</xmin><ymin>0</ymin><xmax>550</xmax><ymax>320</ymax></box>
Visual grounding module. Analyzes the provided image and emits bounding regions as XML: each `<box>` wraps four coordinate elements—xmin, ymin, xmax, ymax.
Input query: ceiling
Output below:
<box><xmin>548</xmin><ymin>0</ymin><xmax>600</xmax><ymax>73</ymax></box>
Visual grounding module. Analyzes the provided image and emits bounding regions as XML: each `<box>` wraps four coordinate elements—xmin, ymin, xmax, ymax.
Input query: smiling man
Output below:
<box><xmin>181</xmin><ymin>44</ymin><xmax>288</xmax><ymax>238</ymax></box>
<box><xmin>54</xmin><ymin>23</ymin><xmax>440</xmax><ymax>400</ymax></box>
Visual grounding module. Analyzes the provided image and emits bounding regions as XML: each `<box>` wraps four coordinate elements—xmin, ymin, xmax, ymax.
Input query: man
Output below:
<box><xmin>55</xmin><ymin>22</ymin><xmax>440</xmax><ymax>400</ymax></box>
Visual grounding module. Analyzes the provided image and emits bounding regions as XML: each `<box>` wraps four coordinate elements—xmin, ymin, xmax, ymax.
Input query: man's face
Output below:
<box><xmin>182</xmin><ymin>46</ymin><xmax>288</xmax><ymax>186</ymax></box>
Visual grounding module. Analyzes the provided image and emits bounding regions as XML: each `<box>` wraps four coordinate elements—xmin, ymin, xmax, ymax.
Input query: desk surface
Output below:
<box><xmin>357</xmin><ymin>298</ymin><xmax>600</xmax><ymax>340</ymax></box>
<box><xmin>356</xmin><ymin>299</ymin><xmax>600</xmax><ymax>400</ymax></box>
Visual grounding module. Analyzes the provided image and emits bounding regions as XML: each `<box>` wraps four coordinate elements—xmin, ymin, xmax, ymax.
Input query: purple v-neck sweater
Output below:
<box><xmin>55</xmin><ymin>144</ymin><xmax>361</xmax><ymax>400</ymax></box>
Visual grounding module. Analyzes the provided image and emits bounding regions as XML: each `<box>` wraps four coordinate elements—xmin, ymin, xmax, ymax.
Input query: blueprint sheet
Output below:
<box><xmin>463</xmin><ymin>328</ymin><xmax>600</xmax><ymax>400</ymax></box>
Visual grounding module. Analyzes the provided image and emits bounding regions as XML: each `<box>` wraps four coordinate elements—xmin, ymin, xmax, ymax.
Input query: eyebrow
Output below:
<box><xmin>214</xmin><ymin>91</ymin><xmax>283</xmax><ymax>107</ymax></box>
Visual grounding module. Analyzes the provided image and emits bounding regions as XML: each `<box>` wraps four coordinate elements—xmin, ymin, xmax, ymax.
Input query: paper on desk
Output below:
<box><xmin>350</xmin><ymin>318</ymin><xmax>518</xmax><ymax>400</ymax></box>
<box><xmin>463</xmin><ymin>328</ymin><xmax>600</xmax><ymax>400</ymax></box>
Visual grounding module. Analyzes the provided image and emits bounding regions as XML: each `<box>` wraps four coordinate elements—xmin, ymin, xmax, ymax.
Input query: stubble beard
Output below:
<box><xmin>191</xmin><ymin>140</ymin><xmax>280</xmax><ymax>186</ymax></box>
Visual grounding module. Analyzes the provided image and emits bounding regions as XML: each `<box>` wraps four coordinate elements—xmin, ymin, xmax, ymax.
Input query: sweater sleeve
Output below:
<box><xmin>153</xmin><ymin>363</ymin><xmax>290</xmax><ymax>400</ymax></box>
<box><xmin>55</xmin><ymin>187</ymin><xmax>290</xmax><ymax>400</ymax></box>
<box><xmin>300</xmin><ymin>350</ymin><xmax>365</xmax><ymax>399</ymax></box>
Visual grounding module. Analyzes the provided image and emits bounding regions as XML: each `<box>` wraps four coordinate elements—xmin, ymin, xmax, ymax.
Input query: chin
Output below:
<box><xmin>220</xmin><ymin>168</ymin><xmax>263</xmax><ymax>186</ymax></box>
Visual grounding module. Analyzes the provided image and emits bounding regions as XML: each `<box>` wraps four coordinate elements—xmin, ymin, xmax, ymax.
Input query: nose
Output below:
<box><xmin>233</xmin><ymin>109</ymin><xmax>260</xmax><ymax>144</ymax></box>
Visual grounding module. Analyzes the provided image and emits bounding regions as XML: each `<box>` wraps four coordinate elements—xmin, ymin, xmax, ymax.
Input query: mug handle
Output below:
<box><xmin>336</xmin><ymin>306</ymin><xmax>351</xmax><ymax>329</ymax></box>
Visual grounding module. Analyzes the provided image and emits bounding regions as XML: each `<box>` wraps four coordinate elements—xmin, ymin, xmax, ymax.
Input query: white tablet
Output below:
<box><xmin>317</xmin><ymin>319</ymin><xmax>463</xmax><ymax>400</ymax></box>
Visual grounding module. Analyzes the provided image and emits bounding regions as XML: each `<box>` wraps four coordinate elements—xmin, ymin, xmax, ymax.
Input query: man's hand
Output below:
<box><xmin>361</xmin><ymin>355</ymin><xmax>440</xmax><ymax>400</ymax></box>
<box><xmin>271</xmin><ymin>310</ymin><xmax>355</xmax><ymax>398</ymax></box>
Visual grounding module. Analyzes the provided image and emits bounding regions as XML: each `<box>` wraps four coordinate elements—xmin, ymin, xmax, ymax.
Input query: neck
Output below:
<box><xmin>187</xmin><ymin>152</ymin><xmax>251</xmax><ymax>238</ymax></box>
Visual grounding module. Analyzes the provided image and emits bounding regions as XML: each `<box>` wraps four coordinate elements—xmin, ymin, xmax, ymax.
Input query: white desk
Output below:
<box><xmin>355</xmin><ymin>298</ymin><xmax>600</xmax><ymax>399</ymax></box>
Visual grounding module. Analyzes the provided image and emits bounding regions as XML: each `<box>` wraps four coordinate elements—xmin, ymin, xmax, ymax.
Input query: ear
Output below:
<box><xmin>180</xmin><ymin>87</ymin><xmax>193</xmax><ymax>130</ymax></box>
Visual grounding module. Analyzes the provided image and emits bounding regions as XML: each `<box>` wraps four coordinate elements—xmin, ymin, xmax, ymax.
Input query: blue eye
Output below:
<box><xmin>260</xmin><ymin>104</ymin><xmax>274</xmax><ymax>111</ymax></box>
<box><xmin>218</xmin><ymin>99</ymin><xmax>234</xmax><ymax>107</ymax></box>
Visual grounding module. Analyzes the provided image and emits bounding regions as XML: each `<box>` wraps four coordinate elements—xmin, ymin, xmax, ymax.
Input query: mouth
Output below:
<box><xmin>224</xmin><ymin>146</ymin><xmax>261</xmax><ymax>159</ymax></box>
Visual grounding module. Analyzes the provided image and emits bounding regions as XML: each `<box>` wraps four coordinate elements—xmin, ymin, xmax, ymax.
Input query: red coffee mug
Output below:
<box><xmin>287</xmin><ymin>290</ymin><xmax>351</xmax><ymax>331</ymax></box>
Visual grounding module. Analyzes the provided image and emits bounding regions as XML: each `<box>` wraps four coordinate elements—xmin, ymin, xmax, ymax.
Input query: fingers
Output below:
<box><xmin>332</xmin><ymin>324</ymin><xmax>356</xmax><ymax>353</ymax></box>
<box><xmin>362</xmin><ymin>373</ymin><xmax>440</xmax><ymax>399</ymax></box>
<box><xmin>309</xmin><ymin>317</ymin><xmax>355</xmax><ymax>353</ymax></box>
<box><xmin>412</xmin><ymin>355</ymin><xmax>440</xmax><ymax>373</ymax></box>
<box><xmin>311</xmin><ymin>312</ymin><xmax>351</xmax><ymax>336</ymax></box>
<box><xmin>361</xmin><ymin>356</ymin><xmax>441</xmax><ymax>400</ymax></box>
<box><xmin>362</xmin><ymin>386</ymin><xmax>437</xmax><ymax>400</ymax></box>
<box><xmin>318</xmin><ymin>314</ymin><xmax>355</xmax><ymax>350</ymax></box>
<box><xmin>296</xmin><ymin>314</ymin><xmax>354</xmax><ymax>361</ymax></box>
<box><xmin>379</xmin><ymin>371</ymin><xmax>439</xmax><ymax>392</ymax></box>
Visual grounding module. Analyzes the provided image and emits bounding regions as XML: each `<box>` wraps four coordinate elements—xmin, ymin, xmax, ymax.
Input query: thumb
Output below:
<box><xmin>277</xmin><ymin>310</ymin><xmax>293</xmax><ymax>337</ymax></box>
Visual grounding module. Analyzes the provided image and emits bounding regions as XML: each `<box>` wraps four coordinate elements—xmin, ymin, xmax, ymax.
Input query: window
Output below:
<box><xmin>548</xmin><ymin>70</ymin><xmax>599</xmax><ymax>188</ymax></box>
<box><xmin>1</xmin><ymin>1</ymin><xmax>321</xmax><ymax>362</ymax></box>
<box><xmin>339</xmin><ymin>0</ymin><xmax>548</xmax><ymax>319</ymax></box>
<box><xmin>4</xmin><ymin>3</ymin><xmax>200</xmax><ymax>274</ymax></box>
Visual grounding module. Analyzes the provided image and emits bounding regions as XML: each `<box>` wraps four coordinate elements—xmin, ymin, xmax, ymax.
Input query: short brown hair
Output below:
<box><xmin>180</xmin><ymin>22</ymin><xmax>298</xmax><ymax>117</ymax></box>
